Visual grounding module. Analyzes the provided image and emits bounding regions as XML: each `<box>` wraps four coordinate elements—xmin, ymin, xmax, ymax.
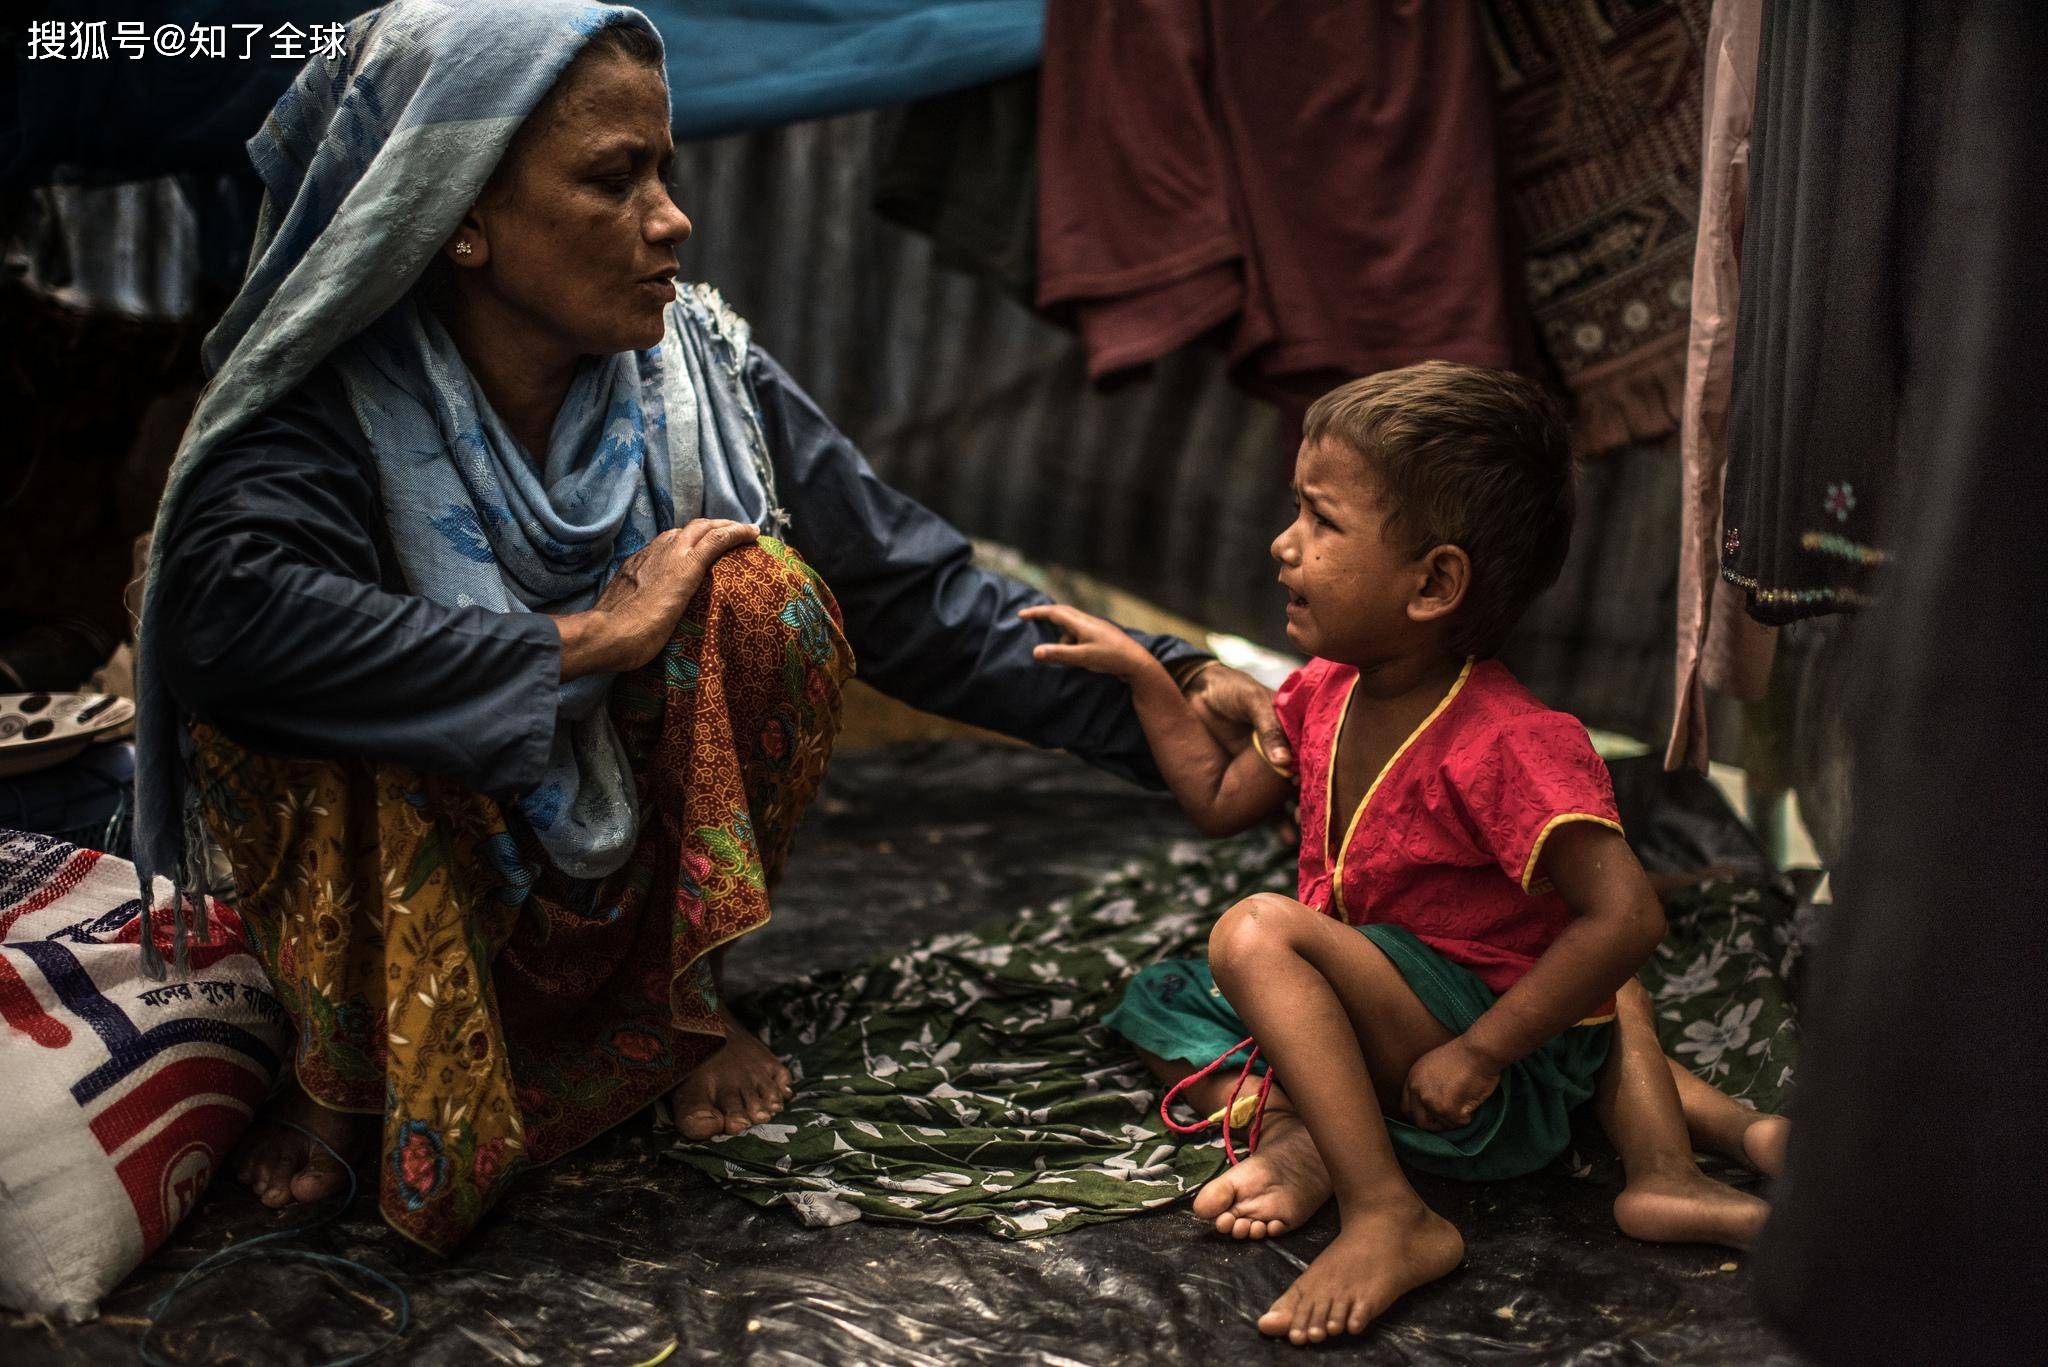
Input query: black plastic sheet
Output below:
<box><xmin>4</xmin><ymin>743</ymin><xmax>1799</xmax><ymax>1365</ymax></box>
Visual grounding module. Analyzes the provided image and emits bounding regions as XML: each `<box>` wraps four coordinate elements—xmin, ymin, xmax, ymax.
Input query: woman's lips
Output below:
<box><xmin>639</xmin><ymin>278</ymin><xmax>677</xmax><ymax>300</ymax></box>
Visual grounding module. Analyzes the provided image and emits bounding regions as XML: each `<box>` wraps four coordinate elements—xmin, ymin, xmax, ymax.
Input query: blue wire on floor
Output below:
<box><xmin>138</xmin><ymin>1119</ymin><xmax>410</xmax><ymax>1367</ymax></box>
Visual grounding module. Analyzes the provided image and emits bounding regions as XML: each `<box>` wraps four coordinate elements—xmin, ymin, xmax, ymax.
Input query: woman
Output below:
<box><xmin>134</xmin><ymin>1</ymin><xmax>1282</xmax><ymax>1254</ymax></box>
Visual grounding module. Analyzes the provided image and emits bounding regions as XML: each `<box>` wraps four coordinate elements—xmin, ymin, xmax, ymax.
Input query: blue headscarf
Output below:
<box><xmin>134</xmin><ymin>0</ymin><xmax>784</xmax><ymax>975</ymax></box>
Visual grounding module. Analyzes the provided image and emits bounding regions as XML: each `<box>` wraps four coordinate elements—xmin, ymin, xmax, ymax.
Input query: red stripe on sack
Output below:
<box><xmin>90</xmin><ymin>1053</ymin><xmax>271</xmax><ymax>1153</ymax></box>
<box><xmin>0</xmin><ymin>849</ymin><xmax>102</xmax><ymax>938</ymax></box>
<box><xmin>110</xmin><ymin>905</ymin><xmax>251</xmax><ymax>970</ymax></box>
<box><xmin>0</xmin><ymin>952</ymin><xmax>72</xmax><ymax>1047</ymax></box>
<box><xmin>113</xmin><ymin>1104</ymin><xmax>244</xmax><ymax>1252</ymax></box>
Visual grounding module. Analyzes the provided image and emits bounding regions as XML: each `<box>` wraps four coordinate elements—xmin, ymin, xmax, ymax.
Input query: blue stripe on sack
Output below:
<box><xmin>10</xmin><ymin>939</ymin><xmax>282</xmax><ymax>1102</ymax></box>
<box><xmin>0</xmin><ymin>833</ymin><xmax>74</xmax><ymax>908</ymax></box>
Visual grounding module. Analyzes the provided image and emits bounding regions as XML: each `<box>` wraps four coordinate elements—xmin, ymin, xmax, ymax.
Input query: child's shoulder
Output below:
<box><xmin>1444</xmin><ymin>659</ymin><xmax>1598</xmax><ymax>760</ymax></box>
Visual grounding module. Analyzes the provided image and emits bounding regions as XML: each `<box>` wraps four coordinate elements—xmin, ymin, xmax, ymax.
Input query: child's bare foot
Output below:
<box><xmin>1190</xmin><ymin>1106</ymin><xmax>1332</xmax><ymax>1239</ymax></box>
<box><xmin>669</xmin><ymin>1006</ymin><xmax>794</xmax><ymax>1139</ymax></box>
<box><xmin>1740</xmin><ymin>1112</ymin><xmax>1790</xmax><ymax>1177</ymax></box>
<box><xmin>1257</xmin><ymin>1200</ymin><xmax>1465</xmax><ymax>1344</ymax></box>
<box><xmin>1612</xmin><ymin>1168</ymin><xmax>1770</xmax><ymax>1248</ymax></box>
<box><xmin>235</xmin><ymin>1076</ymin><xmax>372</xmax><ymax>1208</ymax></box>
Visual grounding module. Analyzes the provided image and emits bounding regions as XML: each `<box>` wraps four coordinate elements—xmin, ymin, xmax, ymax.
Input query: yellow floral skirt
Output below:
<box><xmin>188</xmin><ymin>539</ymin><xmax>852</xmax><ymax>1253</ymax></box>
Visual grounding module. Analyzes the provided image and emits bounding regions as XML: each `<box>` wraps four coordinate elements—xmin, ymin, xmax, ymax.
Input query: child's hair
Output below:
<box><xmin>1302</xmin><ymin>361</ymin><xmax>1574</xmax><ymax>658</ymax></box>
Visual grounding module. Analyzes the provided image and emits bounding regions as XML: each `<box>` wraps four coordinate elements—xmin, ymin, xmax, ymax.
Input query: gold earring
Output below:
<box><xmin>454</xmin><ymin>240</ymin><xmax>474</xmax><ymax>257</ymax></box>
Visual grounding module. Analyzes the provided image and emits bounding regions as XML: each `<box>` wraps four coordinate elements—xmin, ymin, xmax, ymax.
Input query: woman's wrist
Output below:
<box><xmin>553</xmin><ymin>609</ymin><xmax>626</xmax><ymax>681</ymax></box>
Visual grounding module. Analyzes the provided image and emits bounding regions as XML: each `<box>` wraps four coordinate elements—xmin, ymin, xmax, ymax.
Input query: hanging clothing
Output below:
<box><xmin>1035</xmin><ymin>0</ymin><xmax>1515</xmax><ymax>411</ymax></box>
<box><xmin>1666</xmin><ymin>0</ymin><xmax>1777</xmax><ymax>772</ymax></box>
<box><xmin>1720</xmin><ymin>4</ymin><xmax>1957</xmax><ymax>623</ymax></box>
<box><xmin>873</xmin><ymin>72</ymin><xmax>1039</xmax><ymax>304</ymax></box>
<box><xmin>1752</xmin><ymin>7</ymin><xmax>2048</xmax><ymax>1360</ymax></box>
<box><xmin>1481</xmin><ymin>0</ymin><xmax>1710</xmax><ymax>457</ymax></box>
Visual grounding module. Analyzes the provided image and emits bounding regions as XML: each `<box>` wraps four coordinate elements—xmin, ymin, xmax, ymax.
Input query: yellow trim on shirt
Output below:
<box><xmin>1519</xmin><ymin>813</ymin><xmax>1627</xmax><ymax>894</ymax></box>
<box><xmin>1329</xmin><ymin>659</ymin><xmax>1475</xmax><ymax>921</ymax></box>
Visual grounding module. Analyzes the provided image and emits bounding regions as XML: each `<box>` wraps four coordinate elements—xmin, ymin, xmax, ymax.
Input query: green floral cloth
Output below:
<box><xmin>669</xmin><ymin>835</ymin><xmax>1806</xmax><ymax>1235</ymax></box>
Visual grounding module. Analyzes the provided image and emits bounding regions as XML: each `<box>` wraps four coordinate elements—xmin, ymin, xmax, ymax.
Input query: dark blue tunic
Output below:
<box><xmin>155</xmin><ymin>347</ymin><xmax>1205</xmax><ymax>800</ymax></box>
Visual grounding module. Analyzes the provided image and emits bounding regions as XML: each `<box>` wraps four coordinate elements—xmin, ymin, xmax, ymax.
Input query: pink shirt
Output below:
<box><xmin>1275</xmin><ymin>658</ymin><xmax>1623</xmax><ymax>997</ymax></box>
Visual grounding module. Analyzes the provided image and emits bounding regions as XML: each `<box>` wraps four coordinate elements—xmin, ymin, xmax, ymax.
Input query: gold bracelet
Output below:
<box><xmin>1172</xmin><ymin>657</ymin><xmax>1220</xmax><ymax>693</ymax></box>
<box><xmin>1252</xmin><ymin>730</ymin><xmax>1295</xmax><ymax>778</ymax></box>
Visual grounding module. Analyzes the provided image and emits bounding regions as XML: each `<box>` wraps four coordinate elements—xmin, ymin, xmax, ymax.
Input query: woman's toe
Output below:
<box><xmin>680</xmin><ymin>1106</ymin><xmax>724</xmax><ymax>1140</ymax></box>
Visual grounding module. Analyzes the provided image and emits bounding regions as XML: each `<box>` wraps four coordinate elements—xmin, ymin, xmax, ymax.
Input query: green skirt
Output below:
<box><xmin>1104</xmin><ymin>923</ymin><xmax>1612</xmax><ymax>1182</ymax></box>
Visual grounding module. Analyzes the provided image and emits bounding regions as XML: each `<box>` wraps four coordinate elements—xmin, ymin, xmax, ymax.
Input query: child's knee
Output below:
<box><xmin>1208</xmin><ymin>893</ymin><xmax>1313</xmax><ymax>983</ymax></box>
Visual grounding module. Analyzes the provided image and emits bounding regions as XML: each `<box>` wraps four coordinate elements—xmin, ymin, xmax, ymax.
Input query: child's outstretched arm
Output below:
<box><xmin>1019</xmin><ymin>604</ymin><xmax>1291</xmax><ymax>836</ymax></box>
<box><xmin>1402</xmin><ymin>822</ymin><xmax>1666</xmax><ymax>1129</ymax></box>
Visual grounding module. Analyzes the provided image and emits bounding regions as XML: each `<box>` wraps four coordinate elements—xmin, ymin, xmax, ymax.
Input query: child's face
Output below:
<box><xmin>1270</xmin><ymin>439</ymin><xmax>1429</xmax><ymax>663</ymax></box>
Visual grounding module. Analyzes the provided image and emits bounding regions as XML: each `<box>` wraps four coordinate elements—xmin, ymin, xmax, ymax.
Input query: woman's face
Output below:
<box><xmin>460</xmin><ymin>52</ymin><xmax>689</xmax><ymax>354</ymax></box>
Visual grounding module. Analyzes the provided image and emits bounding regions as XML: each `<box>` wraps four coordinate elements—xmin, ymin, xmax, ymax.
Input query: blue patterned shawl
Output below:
<box><xmin>134</xmin><ymin>0</ymin><xmax>783</xmax><ymax>975</ymax></box>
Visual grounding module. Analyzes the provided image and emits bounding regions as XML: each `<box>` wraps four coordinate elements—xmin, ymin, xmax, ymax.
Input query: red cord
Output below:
<box><xmin>1159</xmin><ymin>1034</ymin><xmax>1275</xmax><ymax>1166</ymax></box>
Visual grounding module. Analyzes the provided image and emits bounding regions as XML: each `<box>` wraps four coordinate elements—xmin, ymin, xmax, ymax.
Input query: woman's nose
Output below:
<box><xmin>651</xmin><ymin>196</ymin><xmax>691</xmax><ymax>246</ymax></box>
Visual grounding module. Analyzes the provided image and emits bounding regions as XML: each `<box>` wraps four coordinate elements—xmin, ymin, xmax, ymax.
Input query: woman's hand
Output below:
<box><xmin>555</xmin><ymin>519</ymin><xmax>759</xmax><ymax>680</ymax></box>
<box><xmin>1401</xmin><ymin>1036</ymin><xmax>1502</xmax><ymax>1131</ymax></box>
<box><xmin>1019</xmin><ymin>604</ymin><xmax>1162</xmax><ymax>682</ymax></box>
<box><xmin>1183</xmin><ymin>665</ymin><xmax>1291</xmax><ymax>776</ymax></box>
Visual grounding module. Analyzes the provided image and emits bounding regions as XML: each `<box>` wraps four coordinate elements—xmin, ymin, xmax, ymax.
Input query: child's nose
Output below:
<box><xmin>1270</xmin><ymin>529</ymin><xmax>1296</xmax><ymax>564</ymax></box>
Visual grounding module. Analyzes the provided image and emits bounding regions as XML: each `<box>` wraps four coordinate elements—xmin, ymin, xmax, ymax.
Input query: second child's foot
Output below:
<box><xmin>670</xmin><ymin>1006</ymin><xmax>794</xmax><ymax>1139</ymax></box>
<box><xmin>1613</xmin><ymin>1168</ymin><xmax>1770</xmax><ymax>1249</ymax></box>
<box><xmin>1740</xmin><ymin>1113</ymin><xmax>1790</xmax><ymax>1178</ymax></box>
<box><xmin>1190</xmin><ymin>1107</ymin><xmax>1332</xmax><ymax>1239</ymax></box>
<box><xmin>1257</xmin><ymin>1201</ymin><xmax>1465</xmax><ymax>1344</ymax></box>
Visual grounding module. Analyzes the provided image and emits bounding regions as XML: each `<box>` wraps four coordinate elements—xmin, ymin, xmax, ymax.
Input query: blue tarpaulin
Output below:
<box><xmin>3</xmin><ymin>0</ymin><xmax>1043</xmax><ymax>189</ymax></box>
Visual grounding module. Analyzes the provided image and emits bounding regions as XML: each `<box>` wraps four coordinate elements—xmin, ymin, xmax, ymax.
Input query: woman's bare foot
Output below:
<box><xmin>1257</xmin><ymin>1200</ymin><xmax>1465</xmax><ymax>1344</ymax></box>
<box><xmin>1190</xmin><ymin>1106</ymin><xmax>1332</xmax><ymax>1240</ymax></box>
<box><xmin>669</xmin><ymin>1005</ymin><xmax>793</xmax><ymax>1139</ymax></box>
<box><xmin>1612</xmin><ymin>1167</ymin><xmax>1770</xmax><ymax>1248</ymax></box>
<box><xmin>1740</xmin><ymin>1112</ymin><xmax>1790</xmax><ymax>1177</ymax></box>
<box><xmin>235</xmin><ymin>1075</ymin><xmax>372</xmax><ymax>1208</ymax></box>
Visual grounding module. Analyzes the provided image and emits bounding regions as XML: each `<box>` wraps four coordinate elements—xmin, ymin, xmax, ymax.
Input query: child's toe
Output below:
<box><xmin>1257</xmin><ymin>1292</ymin><xmax>1296</xmax><ymax>1337</ymax></box>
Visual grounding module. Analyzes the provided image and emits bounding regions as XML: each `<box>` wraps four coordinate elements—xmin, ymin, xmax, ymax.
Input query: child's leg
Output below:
<box><xmin>1136</xmin><ymin>1049</ymin><xmax>1331</xmax><ymax>1242</ymax></box>
<box><xmin>1204</xmin><ymin>894</ymin><xmax>1466</xmax><ymax>1344</ymax></box>
<box><xmin>1598</xmin><ymin>979</ymin><xmax>1770</xmax><ymax>1247</ymax></box>
<box><xmin>1663</xmin><ymin>1055</ymin><xmax>1791</xmax><ymax>1176</ymax></box>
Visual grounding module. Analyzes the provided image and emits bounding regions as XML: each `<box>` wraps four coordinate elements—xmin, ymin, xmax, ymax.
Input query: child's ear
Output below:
<box><xmin>1408</xmin><ymin>544</ymin><xmax>1470</xmax><ymax>626</ymax></box>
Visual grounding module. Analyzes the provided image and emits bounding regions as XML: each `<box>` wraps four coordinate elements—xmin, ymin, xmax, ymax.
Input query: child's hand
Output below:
<box><xmin>1401</xmin><ymin>1038</ymin><xmax>1502</xmax><ymax>1131</ymax></box>
<box><xmin>1018</xmin><ymin>604</ymin><xmax>1158</xmax><ymax>681</ymax></box>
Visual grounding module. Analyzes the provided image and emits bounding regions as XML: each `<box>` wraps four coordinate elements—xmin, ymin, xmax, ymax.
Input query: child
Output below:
<box><xmin>1020</xmin><ymin>362</ymin><xmax>1788</xmax><ymax>1345</ymax></box>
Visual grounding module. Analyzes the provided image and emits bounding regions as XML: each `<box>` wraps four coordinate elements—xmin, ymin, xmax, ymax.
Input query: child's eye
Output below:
<box><xmin>1313</xmin><ymin>512</ymin><xmax>1337</xmax><ymax>531</ymax></box>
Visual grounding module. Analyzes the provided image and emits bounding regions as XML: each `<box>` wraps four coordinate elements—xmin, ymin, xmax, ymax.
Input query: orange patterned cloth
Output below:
<box><xmin>189</xmin><ymin>540</ymin><xmax>852</xmax><ymax>1253</ymax></box>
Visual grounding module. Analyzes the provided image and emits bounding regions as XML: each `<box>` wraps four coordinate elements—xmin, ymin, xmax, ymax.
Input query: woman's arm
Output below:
<box><xmin>748</xmin><ymin>346</ymin><xmax>1219</xmax><ymax>788</ymax></box>
<box><xmin>156</xmin><ymin>367</ymin><xmax>564</xmax><ymax>798</ymax></box>
<box><xmin>1402</xmin><ymin>821</ymin><xmax>1665</xmax><ymax>1129</ymax></box>
<box><xmin>1018</xmin><ymin>604</ymin><xmax>1290</xmax><ymax>834</ymax></box>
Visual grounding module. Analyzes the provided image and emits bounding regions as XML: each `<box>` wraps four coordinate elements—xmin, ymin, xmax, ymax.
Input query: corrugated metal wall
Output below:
<box><xmin>671</xmin><ymin>109</ymin><xmax>1298</xmax><ymax>649</ymax></box>
<box><xmin>671</xmin><ymin>109</ymin><xmax>1699</xmax><ymax>748</ymax></box>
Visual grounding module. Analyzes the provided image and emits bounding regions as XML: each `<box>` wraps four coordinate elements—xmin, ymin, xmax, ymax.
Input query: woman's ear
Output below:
<box><xmin>446</xmin><ymin>210</ymin><xmax>489</xmax><ymax>267</ymax></box>
<box><xmin>1407</xmin><ymin>544</ymin><xmax>1470</xmax><ymax>626</ymax></box>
